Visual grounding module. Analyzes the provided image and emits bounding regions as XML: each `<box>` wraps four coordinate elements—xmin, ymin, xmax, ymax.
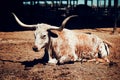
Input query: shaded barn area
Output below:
<box><xmin>0</xmin><ymin>0</ymin><xmax>120</xmax><ymax>31</ymax></box>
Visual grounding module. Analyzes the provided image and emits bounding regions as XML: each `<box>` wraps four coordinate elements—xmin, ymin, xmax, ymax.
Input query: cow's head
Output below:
<box><xmin>12</xmin><ymin>13</ymin><xmax>78</xmax><ymax>52</ymax></box>
<box><xmin>33</xmin><ymin>24</ymin><xmax>59</xmax><ymax>52</ymax></box>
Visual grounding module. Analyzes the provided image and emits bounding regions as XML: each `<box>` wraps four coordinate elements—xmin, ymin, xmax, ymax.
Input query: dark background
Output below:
<box><xmin>0</xmin><ymin>0</ymin><xmax>120</xmax><ymax>31</ymax></box>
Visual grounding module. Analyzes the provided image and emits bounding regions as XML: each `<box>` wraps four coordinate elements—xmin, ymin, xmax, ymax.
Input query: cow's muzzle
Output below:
<box><xmin>32</xmin><ymin>45</ymin><xmax>39</xmax><ymax>52</ymax></box>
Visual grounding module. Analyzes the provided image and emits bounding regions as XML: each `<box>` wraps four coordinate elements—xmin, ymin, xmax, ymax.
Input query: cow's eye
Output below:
<box><xmin>41</xmin><ymin>35</ymin><xmax>46</xmax><ymax>39</ymax></box>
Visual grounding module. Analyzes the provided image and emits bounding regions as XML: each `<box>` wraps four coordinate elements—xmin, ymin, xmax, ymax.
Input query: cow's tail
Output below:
<box><xmin>103</xmin><ymin>40</ymin><xmax>113</xmax><ymax>48</ymax></box>
<box><xmin>103</xmin><ymin>40</ymin><xmax>116</xmax><ymax>59</ymax></box>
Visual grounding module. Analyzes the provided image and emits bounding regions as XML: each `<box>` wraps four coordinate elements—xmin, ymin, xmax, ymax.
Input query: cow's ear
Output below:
<box><xmin>47</xmin><ymin>30</ymin><xmax>58</xmax><ymax>38</ymax></box>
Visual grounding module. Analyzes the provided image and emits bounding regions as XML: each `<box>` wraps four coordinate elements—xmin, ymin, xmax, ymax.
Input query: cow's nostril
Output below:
<box><xmin>33</xmin><ymin>46</ymin><xmax>39</xmax><ymax>52</ymax></box>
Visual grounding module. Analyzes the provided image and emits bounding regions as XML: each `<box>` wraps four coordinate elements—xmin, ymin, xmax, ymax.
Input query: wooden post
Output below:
<box><xmin>91</xmin><ymin>0</ymin><xmax>93</xmax><ymax>7</ymax></box>
<box><xmin>104</xmin><ymin>0</ymin><xmax>106</xmax><ymax>8</ymax></box>
<box><xmin>108</xmin><ymin>0</ymin><xmax>111</xmax><ymax>7</ymax></box>
<box><xmin>76</xmin><ymin>0</ymin><xmax>78</xmax><ymax>5</ymax></box>
<box><xmin>85</xmin><ymin>0</ymin><xmax>87</xmax><ymax>6</ymax></box>
<box><xmin>112</xmin><ymin>0</ymin><xmax>118</xmax><ymax>34</ymax></box>
<box><xmin>97</xmin><ymin>0</ymin><xmax>99</xmax><ymax>7</ymax></box>
<box><xmin>45</xmin><ymin>0</ymin><xmax>47</xmax><ymax>7</ymax></box>
<box><xmin>51</xmin><ymin>0</ymin><xmax>54</xmax><ymax>7</ymax></box>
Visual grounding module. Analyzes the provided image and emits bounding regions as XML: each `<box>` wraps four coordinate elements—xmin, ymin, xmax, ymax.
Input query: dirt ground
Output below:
<box><xmin>0</xmin><ymin>28</ymin><xmax>120</xmax><ymax>80</ymax></box>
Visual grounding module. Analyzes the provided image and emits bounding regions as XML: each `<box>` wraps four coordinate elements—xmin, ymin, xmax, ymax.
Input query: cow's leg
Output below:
<box><xmin>59</xmin><ymin>56</ymin><xmax>69</xmax><ymax>64</ymax></box>
<box><xmin>96</xmin><ymin>57</ymin><xmax>110</xmax><ymax>64</ymax></box>
<box><xmin>47</xmin><ymin>48</ymin><xmax>58</xmax><ymax>64</ymax></box>
<box><xmin>58</xmin><ymin>55</ymin><xmax>72</xmax><ymax>64</ymax></box>
<box><xmin>58</xmin><ymin>53</ymin><xmax>77</xmax><ymax>64</ymax></box>
<box><xmin>87</xmin><ymin>57</ymin><xmax>110</xmax><ymax>64</ymax></box>
<box><xmin>87</xmin><ymin>58</ymin><xmax>96</xmax><ymax>62</ymax></box>
<box><xmin>87</xmin><ymin>55</ymin><xmax>110</xmax><ymax>63</ymax></box>
<box><xmin>103</xmin><ymin>57</ymin><xmax>110</xmax><ymax>63</ymax></box>
<box><xmin>48</xmin><ymin>58</ymin><xmax>58</xmax><ymax>64</ymax></box>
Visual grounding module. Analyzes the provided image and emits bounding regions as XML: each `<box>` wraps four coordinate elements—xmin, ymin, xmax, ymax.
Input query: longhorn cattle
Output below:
<box><xmin>12</xmin><ymin>13</ymin><xmax>111</xmax><ymax>64</ymax></box>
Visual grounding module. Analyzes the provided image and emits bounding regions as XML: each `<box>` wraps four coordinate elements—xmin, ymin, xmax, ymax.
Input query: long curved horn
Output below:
<box><xmin>48</xmin><ymin>15</ymin><xmax>78</xmax><ymax>31</ymax></box>
<box><xmin>59</xmin><ymin>15</ymin><xmax>78</xmax><ymax>31</ymax></box>
<box><xmin>12</xmin><ymin>13</ymin><xmax>36</xmax><ymax>28</ymax></box>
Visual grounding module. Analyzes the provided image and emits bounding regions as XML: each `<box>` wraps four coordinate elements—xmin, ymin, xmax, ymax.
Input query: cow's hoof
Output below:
<box><xmin>48</xmin><ymin>58</ymin><xmax>58</xmax><ymax>64</ymax></box>
<box><xmin>57</xmin><ymin>60</ymin><xmax>64</xmax><ymax>65</ymax></box>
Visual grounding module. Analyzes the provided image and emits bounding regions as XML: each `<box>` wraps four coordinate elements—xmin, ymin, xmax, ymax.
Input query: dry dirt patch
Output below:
<box><xmin>0</xmin><ymin>28</ymin><xmax>120</xmax><ymax>80</ymax></box>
